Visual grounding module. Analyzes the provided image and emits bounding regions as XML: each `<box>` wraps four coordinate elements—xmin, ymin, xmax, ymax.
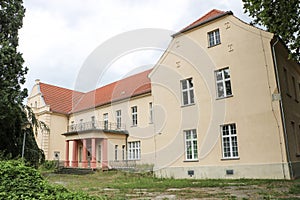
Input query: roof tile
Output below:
<box><xmin>177</xmin><ymin>9</ymin><xmax>231</xmax><ymax>34</ymax></box>
<box><xmin>39</xmin><ymin>69</ymin><xmax>152</xmax><ymax>114</ymax></box>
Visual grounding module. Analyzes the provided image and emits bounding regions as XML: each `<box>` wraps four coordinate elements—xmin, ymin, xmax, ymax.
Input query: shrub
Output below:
<box><xmin>0</xmin><ymin>160</ymin><xmax>99</xmax><ymax>199</ymax></box>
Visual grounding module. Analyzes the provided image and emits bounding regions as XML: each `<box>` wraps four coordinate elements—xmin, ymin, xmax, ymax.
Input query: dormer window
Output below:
<box><xmin>208</xmin><ymin>29</ymin><xmax>221</xmax><ymax>47</ymax></box>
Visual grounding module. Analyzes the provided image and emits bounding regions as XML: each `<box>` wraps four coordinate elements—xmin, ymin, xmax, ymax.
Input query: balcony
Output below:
<box><xmin>66</xmin><ymin>121</ymin><xmax>126</xmax><ymax>134</ymax></box>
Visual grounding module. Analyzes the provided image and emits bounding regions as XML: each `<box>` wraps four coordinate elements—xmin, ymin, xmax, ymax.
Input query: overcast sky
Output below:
<box><xmin>19</xmin><ymin>0</ymin><xmax>252</xmax><ymax>93</ymax></box>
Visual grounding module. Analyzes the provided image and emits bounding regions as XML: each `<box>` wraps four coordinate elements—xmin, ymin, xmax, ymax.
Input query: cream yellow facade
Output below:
<box><xmin>28</xmin><ymin>10</ymin><xmax>300</xmax><ymax>179</ymax></box>
<box><xmin>28</xmin><ymin>80</ymin><xmax>68</xmax><ymax>161</ymax></box>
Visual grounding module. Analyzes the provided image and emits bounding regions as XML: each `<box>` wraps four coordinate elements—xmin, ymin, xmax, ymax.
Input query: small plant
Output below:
<box><xmin>40</xmin><ymin>160</ymin><xmax>58</xmax><ymax>171</ymax></box>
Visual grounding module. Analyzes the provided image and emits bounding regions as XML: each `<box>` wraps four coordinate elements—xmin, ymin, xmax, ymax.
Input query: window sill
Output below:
<box><xmin>131</xmin><ymin>125</ymin><xmax>137</xmax><ymax>128</ymax></box>
<box><xmin>184</xmin><ymin>159</ymin><xmax>199</xmax><ymax>162</ymax></box>
<box><xmin>221</xmin><ymin>157</ymin><xmax>240</xmax><ymax>161</ymax></box>
<box><xmin>295</xmin><ymin>99</ymin><xmax>299</xmax><ymax>103</ymax></box>
<box><xmin>296</xmin><ymin>153</ymin><xmax>300</xmax><ymax>157</ymax></box>
<box><xmin>287</xmin><ymin>93</ymin><xmax>292</xmax><ymax>98</ymax></box>
<box><xmin>181</xmin><ymin>103</ymin><xmax>195</xmax><ymax>108</ymax></box>
<box><xmin>216</xmin><ymin>95</ymin><xmax>233</xmax><ymax>100</ymax></box>
<box><xmin>208</xmin><ymin>43</ymin><xmax>221</xmax><ymax>48</ymax></box>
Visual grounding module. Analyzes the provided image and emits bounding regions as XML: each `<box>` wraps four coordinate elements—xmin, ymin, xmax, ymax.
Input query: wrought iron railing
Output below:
<box><xmin>68</xmin><ymin>121</ymin><xmax>126</xmax><ymax>132</ymax></box>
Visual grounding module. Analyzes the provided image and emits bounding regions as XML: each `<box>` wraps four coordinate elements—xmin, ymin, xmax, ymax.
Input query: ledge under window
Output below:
<box><xmin>181</xmin><ymin>103</ymin><xmax>195</xmax><ymax>108</ymax></box>
<box><xmin>221</xmin><ymin>157</ymin><xmax>240</xmax><ymax>161</ymax></box>
<box><xmin>216</xmin><ymin>94</ymin><xmax>233</xmax><ymax>100</ymax></box>
<box><xmin>184</xmin><ymin>159</ymin><xmax>199</xmax><ymax>162</ymax></box>
<box><xmin>208</xmin><ymin>43</ymin><xmax>221</xmax><ymax>48</ymax></box>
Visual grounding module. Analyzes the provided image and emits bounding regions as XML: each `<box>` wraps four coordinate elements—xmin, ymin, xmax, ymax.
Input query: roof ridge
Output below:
<box><xmin>85</xmin><ymin>68</ymin><xmax>153</xmax><ymax>94</ymax></box>
<box><xmin>173</xmin><ymin>9</ymin><xmax>233</xmax><ymax>37</ymax></box>
<box><xmin>39</xmin><ymin>82</ymin><xmax>84</xmax><ymax>94</ymax></box>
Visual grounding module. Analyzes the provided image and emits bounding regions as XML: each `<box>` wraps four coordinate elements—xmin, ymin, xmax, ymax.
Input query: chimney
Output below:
<box><xmin>35</xmin><ymin>79</ymin><xmax>40</xmax><ymax>84</ymax></box>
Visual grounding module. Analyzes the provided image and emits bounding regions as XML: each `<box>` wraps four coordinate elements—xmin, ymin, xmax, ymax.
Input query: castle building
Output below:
<box><xmin>28</xmin><ymin>9</ymin><xmax>300</xmax><ymax>179</ymax></box>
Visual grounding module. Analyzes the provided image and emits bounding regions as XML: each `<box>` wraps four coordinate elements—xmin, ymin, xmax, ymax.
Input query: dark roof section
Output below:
<box><xmin>172</xmin><ymin>9</ymin><xmax>233</xmax><ymax>37</ymax></box>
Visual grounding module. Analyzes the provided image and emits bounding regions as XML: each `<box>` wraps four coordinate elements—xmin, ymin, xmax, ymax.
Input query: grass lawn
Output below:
<box><xmin>44</xmin><ymin>170</ymin><xmax>300</xmax><ymax>199</ymax></box>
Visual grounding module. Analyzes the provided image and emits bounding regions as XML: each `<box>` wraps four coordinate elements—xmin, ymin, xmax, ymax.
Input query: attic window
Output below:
<box><xmin>208</xmin><ymin>29</ymin><xmax>221</xmax><ymax>47</ymax></box>
<box><xmin>121</xmin><ymin>91</ymin><xmax>125</xmax><ymax>95</ymax></box>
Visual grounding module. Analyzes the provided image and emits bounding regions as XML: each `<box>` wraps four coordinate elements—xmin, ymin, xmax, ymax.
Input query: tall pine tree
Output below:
<box><xmin>0</xmin><ymin>0</ymin><xmax>43</xmax><ymax>166</ymax></box>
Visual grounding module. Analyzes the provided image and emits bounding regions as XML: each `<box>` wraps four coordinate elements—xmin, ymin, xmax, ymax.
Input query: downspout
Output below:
<box><xmin>271</xmin><ymin>37</ymin><xmax>294</xmax><ymax>179</ymax></box>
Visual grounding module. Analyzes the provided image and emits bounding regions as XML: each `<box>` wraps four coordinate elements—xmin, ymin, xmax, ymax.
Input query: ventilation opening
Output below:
<box><xmin>188</xmin><ymin>170</ymin><xmax>194</xmax><ymax>177</ymax></box>
<box><xmin>226</xmin><ymin>169</ymin><xmax>234</xmax><ymax>175</ymax></box>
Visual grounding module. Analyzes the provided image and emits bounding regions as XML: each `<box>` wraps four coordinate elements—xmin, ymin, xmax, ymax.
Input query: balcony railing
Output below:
<box><xmin>68</xmin><ymin>121</ymin><xmax>126</xmax><ymax>133</ymax></box>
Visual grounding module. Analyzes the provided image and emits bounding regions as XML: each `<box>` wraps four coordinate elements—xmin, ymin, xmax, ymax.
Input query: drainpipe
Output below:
<box><xmin>271</xmin><ymin>37</ymin><xmax>294</xmax><ymax>179</ymax></box>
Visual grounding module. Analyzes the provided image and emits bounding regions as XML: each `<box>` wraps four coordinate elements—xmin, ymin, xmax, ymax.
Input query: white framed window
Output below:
<box><xmin>215</xmin><ymin>67</ymin><xmax>232</xmax><ymax>98</ymax></box>
<box><xmin>103</xmin><ymin>113</ymin><xmax>108</xmax><ymax>129</ymax></box>
<box><xmin>128</xmin><ymin>141</ymin><xmax>140</xmax><ymax>160</ymax></box>
<box><xmin>131</xmin><ymin>106</ymin><xmax>137</xmax><ymax>126</ymax></box>
<box><xmin>116</xmin><ymin>110</ymin><xmax>121</xmax><ymax>129</ymax></box>
<box><xmin>221</xmin><ymin>123</ymin><xmax>239</xmax><ymax>159</ymax></box>
<box><xmin>122</xmin><ymin>145</ymin><xmax>126</xmax><ymax>160</ymax></box>
<box><xmin>115</xmin><ymin>145</ymin><xmax>118</xmax><ymax>161</ymax></box>
<box><xmin>71</xmin><ymin>121</ymin><xmax>75</xmax><ymax>131</ymax></box>
<box><xmin>80</xmin><ymin>119</ymin><xmax>83</xmax><ymax>130</ymax></box>
<box><xmin>181</xmin><ymin>78</ymin><xmax>194</xmax><ymax>105</ymax></box>
<box><xmin>184</xmin><ymin>129</ymin><xmax>198</xmax><ymax>160</ymax></box>
<box><xmin>208</xmin><ymin>29</ymin><xmax>221</xmax><ymax>47</ymax></box>
<box><xmin>91</xmin><ymin>116</ymin><xmax>95</xmax><ymax>128</ymax></box>
<box><xmin>79</xmin><ymin>147</ymin><xmax>82</xmax><ymax>162</ymax></box>
<box><xmin>149</xmin><ymin>102</ymin><xmax>153</xmax><ymax>123</ymax></box>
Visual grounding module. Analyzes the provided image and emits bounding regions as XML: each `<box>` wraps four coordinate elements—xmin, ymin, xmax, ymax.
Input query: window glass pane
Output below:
<box><xmin>190</xmin><ymin>90</ymin><xmax>194</xmax><ymax>104</ymax></box>
<box><xmin>192</xmin><ymin>130</ymin><xmax>197</xmax><ymax>139</ymax></box>
<box><xmin>222</xmin><ymin>125</ymin><xmax>229</xmax><ymax>135</ymax></box>
<box><xmin>183</xmin><ymin>91</ymin><xmax>188</xmax><ymax>105</ymax></box>
<box><xmin>216</xmin><ymin>71</ymin><xmax>223</xmax><ymax>81</ymax></box>
<box><xmin>181</xmin><ymin>80</ymin><xmax>187</xmax><ymax>89</ymax></box>
<box><xmin>186</xmin><ymin>131</ymin><xmax>191</xmax><ymax>139</ymax></box>
<box><xmin>225</xmin><ymin>80</ymin><xmax>232</xmax><ymax>96</ymax></box>
<box><xmin>224</xmin><ymin>68</ymin><xmax>230</xmax><ymax>79</ymax></box>
<box><xmin>188</xmin><ymin>79</ymin><xmax>193</xmax><ymax>88</ymax></box>
<box><xmin>217</xmin><ymin>82</ymin><xmax>224</xmax><ymax>97</ymax></box>
<box><xmin>215</xmin><ymin>30</ymin><xmax>220</xmax><ymax>44</ymax></box>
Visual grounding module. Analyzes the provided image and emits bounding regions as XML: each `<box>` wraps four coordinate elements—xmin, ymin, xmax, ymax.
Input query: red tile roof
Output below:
<box><xmin>72</xmin><ymin>69</ymin><xmax>152</xmax><ymax>112</ymax></box>
<box><xmin>38</xmin><ymin>69</ymin><xmax>152</xmax><ymax>114</ymax></box>
<box><xmin>174</xmin><ymin>9</ymin><xmax>232</xmax><ymax>36</ymax></box>
<box><xmin>39</xmin><ymin>83</ymin><xmax>84</xmax><ymax>114</ymax></box>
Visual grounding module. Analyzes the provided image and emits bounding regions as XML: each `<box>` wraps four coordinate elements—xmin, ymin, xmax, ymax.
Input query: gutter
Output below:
<box><xmin>271</xmin><ymin>37</ymin><xmax>294</xmax><ymax>179</ymax></box>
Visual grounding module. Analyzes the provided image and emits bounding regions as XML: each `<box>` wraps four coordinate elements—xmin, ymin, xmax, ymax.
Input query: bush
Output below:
<box><xmin>39</xmin><ymin>160</ymin><xmax>58</xmax><ymax>171</ymax></box>
<box><xmin>0</xmin><ymin>160</ymin><xmax>99</xmax><ymax>199</ymax></box>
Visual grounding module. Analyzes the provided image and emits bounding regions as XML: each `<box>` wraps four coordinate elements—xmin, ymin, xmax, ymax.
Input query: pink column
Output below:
<box><xmin>101</xmin><ymin>138</ymin><xmax>108</xmax><ymax>169</ymax></box>
<box><xmin>71</xmin><ymin>140</ymin><xmax>78</xmax><ymax>167</ymax></box>
<box><xmin>64</xmin><ymin>140</ymin><xmax>69</xmax><ymax>167</ymax></box>
<box><xmin>91</xmin><ymin>138</ymin><xmax>97</xmax><ymax>169</ymax></box>
<box><xmin>82</xmin><ymin>139</ymin><xmax>88</xmax><ymax>168</ymax></box>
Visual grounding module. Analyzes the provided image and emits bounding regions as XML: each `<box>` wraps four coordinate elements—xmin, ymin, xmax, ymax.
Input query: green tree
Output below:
<box><xmin>242</xmin><ymin>0</ymin><xmax>300</xmax><ymax>62</ymax></box>
<box><xmin>0</xmin><ymin>0</ymin><xmax>44</xmax><ymax>166</ymax></box>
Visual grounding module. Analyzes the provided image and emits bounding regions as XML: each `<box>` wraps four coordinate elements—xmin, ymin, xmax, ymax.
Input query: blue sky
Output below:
<box><xmin>19</xmin><ymin>0</ymin><xmax>252</xmax><ymax>93</ymax></box>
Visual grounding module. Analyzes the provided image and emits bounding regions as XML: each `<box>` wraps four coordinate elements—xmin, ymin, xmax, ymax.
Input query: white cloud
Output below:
<box><xmin>19</xmin><ymin>0</ymin><xmax>252</xmax><ymax>92</ymax></box>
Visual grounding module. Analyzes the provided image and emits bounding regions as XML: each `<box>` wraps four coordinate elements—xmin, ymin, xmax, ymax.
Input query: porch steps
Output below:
<box><xmin>55</xmin><ymin>167</ymin><xmax>95</xmax><ymax>175</ymax></box>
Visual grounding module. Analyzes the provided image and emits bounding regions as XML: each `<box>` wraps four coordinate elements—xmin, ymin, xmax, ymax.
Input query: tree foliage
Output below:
<box><xmin>242</xmin><ymin>0</ymin><xmax>300</xmax><ymax>62</ymax></box>
<box><xmin>0</xmin><ymin>0</ymin><xmax>44</xmax><ymax>165</ymax></box>
<box><xmin>0</xmin><ymin>160</ymin><xmax>100</xmax><ymax>199</ymax></box>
